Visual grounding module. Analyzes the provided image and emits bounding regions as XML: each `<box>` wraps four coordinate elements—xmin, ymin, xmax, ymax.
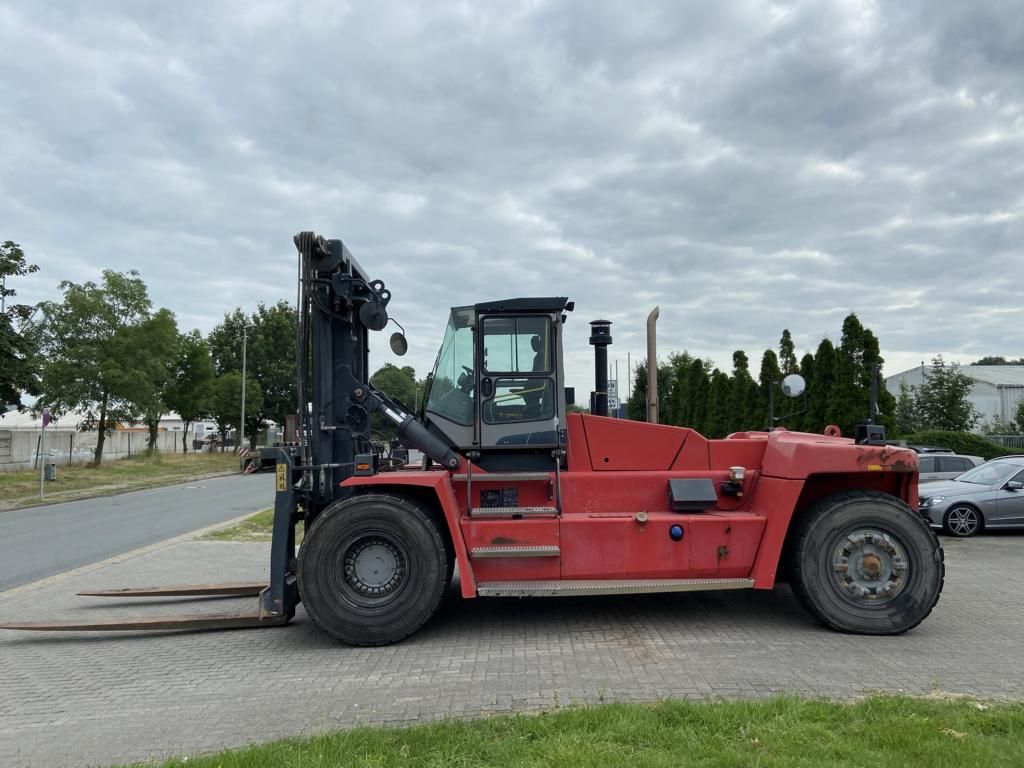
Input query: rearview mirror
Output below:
<box><xmin>1006</xmin><ymin>480</ymin><xmax>1024</xmax><ymax>491</ymax></box>
<box><xmin>389</xmin><ymin>332</ymin><xmax>408</xmax><ymax>356</ymax></box>
<box><xmin>781</xmin><ymin>374</ymin><xmax>806</xmax><ymax>398</ymax></box>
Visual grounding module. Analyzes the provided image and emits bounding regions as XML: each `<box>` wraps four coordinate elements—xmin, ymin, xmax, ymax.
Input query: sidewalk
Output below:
<box><xmin>1</xmin><ymin>534</ymin><xmax>1021</xmax><ymax>767</ymax></box>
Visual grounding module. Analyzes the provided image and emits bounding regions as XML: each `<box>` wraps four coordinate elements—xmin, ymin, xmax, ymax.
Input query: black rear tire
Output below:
<box><xmin>298</xmin><ymin>493</ymin><xmax>448</xmax><ymax>646</ymax></box>
<box><xmin>790</xmin><ymin>490</ymin><xmax>944</xmax><ymax>635</ymax></box>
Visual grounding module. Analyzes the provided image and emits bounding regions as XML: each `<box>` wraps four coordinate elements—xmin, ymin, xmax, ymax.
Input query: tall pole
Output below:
<box><xmin>39</xmin><ymin>421</ymin><xmax>45</xmax><ymax>500</ymax></box>
<box><xmin>627</xmin><ymin>352</ymin><xmax>631</xmax><ymax>401</ymax></box>
<box><xmin>646</xmin><ymin>306</ymin><xmax>660</xmax><ymax>424</ymax></box>
<box><xmin>39</xmin><ymin>408</ymin><xmax>49</xmax><ymax>500</ymax></box>
<box><xmin>239</xmin><ymin>325</ymin><xmax>248</xmax><ymax>452</ymax></box>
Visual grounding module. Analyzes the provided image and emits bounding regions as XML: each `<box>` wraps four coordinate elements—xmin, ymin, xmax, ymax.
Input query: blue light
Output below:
<box><xmin>669</xmin><ymin>524</ymin><xmax>683</xmax><ymax>541</ymax></box>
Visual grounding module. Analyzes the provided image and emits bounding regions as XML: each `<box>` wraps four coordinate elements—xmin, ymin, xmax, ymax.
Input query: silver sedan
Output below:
<box><xmin>918</xmin><ymin>457</ymin><xmax>1024</xmax><ymax>537</ymax></box>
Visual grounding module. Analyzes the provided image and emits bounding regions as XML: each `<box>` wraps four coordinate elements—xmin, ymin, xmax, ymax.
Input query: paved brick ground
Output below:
<box><xmin>0</xmin><ymin>533</ymin><xmax>1021</xmax><ymax>767</ymax></box>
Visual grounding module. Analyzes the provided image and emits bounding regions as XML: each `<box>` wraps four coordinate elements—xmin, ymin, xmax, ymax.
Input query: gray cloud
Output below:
<box><xmin>2</xmin><ymin>0</ymin><xmax>1022</xmax><ymax>399</ymax></box>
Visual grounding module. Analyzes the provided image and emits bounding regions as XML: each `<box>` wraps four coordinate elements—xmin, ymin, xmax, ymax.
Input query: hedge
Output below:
<box><xmin>899</xmin><ymin>430</ymin><xmax>1024</xmax><ymax>461</ymax></box>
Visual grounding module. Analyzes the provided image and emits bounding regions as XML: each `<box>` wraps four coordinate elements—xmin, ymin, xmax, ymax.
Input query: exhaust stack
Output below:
<box><xmin>589</xmin><ymin>320</ymin><xmax>613</xmax><ymax>417</ymax></box>
<box><xmin>646</xmin><ymin>306</ymin><xmax>659</xmax><ymax>424</ymax></box>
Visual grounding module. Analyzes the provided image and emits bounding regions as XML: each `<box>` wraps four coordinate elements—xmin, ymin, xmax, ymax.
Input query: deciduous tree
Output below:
<box><xmin>37</xmin><ymin>270</ymin><xmax>172</xmax><ymax>465</ymax></box>
<box><xmin>165</xmin><ymin>330</ymin><xmax>215</xmax><ymax>452</ymax></box>
<box><xmin>894</xmin><ymin>380</ymin><xmax>922</xmax><ymax>436</ymax></box>
<box><xmin>208</xmin><ymin>302</ymin><xmax>298</xmax><ymax>437</ymax></box>
<box><xmin>915</xmin><ymin>356</ymin><xmax>979</xmax><ymax>432</ymax></box>
<box><xmin>209</xmin><ymin>373</ymin><xmax>263</xmax><ymax>451</ymax></box>
<box><xmin>0</xmin><ymin>241</ymin><xmax>40</xmax><ymax>410</ymax></box>
<box><xmin>129</xmin><ymin>309</ymin><xmax>181</xmax><ymax>454</ymax></box>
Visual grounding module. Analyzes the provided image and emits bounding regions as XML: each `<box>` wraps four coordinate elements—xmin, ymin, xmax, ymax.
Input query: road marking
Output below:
<box><xmin>0</xmin><ymin>509</ymin><xmax>262</xmax><ymax>599</ymax></box>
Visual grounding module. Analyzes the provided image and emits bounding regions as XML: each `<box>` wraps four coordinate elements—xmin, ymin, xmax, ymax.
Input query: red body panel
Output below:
<box><xmin>342</xmin><ymin>414</ymin><xmax>918</xmax><ymax>597</ymax></box>
<box><xmin>461</xmin><ymin>519</ymin><xmax>560</xmax><ymax>581</ymax></box>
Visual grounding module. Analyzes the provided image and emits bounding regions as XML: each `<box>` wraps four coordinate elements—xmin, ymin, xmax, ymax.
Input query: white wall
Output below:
<box><xmin>885</xmin><ymin>368</ymin><xmax>1024</xmax><ymax>430</ymax></box>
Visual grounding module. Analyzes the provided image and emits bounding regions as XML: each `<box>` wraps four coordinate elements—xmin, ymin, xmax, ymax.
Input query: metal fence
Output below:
<box><xmin>985</xmin><ymin>434</ymin><xmax>1024</xmax><ymax>450</ymax></box>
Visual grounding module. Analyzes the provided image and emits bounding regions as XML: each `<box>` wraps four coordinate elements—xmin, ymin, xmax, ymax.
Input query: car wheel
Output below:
<box><xmin>943</xmin><ymin>505</ymin><xmax>982</xmax><ymax>538</ymax></box>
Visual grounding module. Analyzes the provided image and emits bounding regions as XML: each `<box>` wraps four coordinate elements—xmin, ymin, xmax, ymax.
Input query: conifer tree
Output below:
<box><xmin>705</xmin><ymin>369</ymin><xmax>732</xmax><ymax>438</ymax></box>
<box><xmin>688</xmin><ymin>359</ymin><xmax>710</xmax><ymax>433</ymax></box>
<box><xmin>779</xmin><ymin>329</ymin><xmax>798</xmax><ymax>374</ymax></box>
<box><xmin>729</xmin><ymin>350</ymin><xmax>760</xmax><ymax>432</ymax></box>
<box><xmin>806</xmin><ymin>339</ymin><xmax>837</xmax><ymax>433</ymax></box>
<box><xmin>758</xmin><ymin>350</ymin><xmax>783</xmax><ymax>429</ymax></box>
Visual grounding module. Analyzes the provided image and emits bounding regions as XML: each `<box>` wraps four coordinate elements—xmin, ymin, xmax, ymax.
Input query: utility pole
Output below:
<box><xmin>239</xmin><ymin>325</ymin><xmax>249</xmax><ymax>453</ymax></box>
<box><xmin>39</xmin><ymin>408</ymin><xmax>49</xmax><ymax>500</ymax></box>
<box><xmin>627</xmin><ymin>352</ymin><xmax>631</xmax><ymax>401</ymax></box>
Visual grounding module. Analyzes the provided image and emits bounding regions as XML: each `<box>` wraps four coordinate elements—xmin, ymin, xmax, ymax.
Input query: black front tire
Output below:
<box><xmin>298</xmin><ymin>493</ymin><xmax>449</xmax><ymax>646</ymax></box>
<box><xmin>790</xmin><ymin>490</ymin><xmax>944</xmax><ymax>635</ymax></box>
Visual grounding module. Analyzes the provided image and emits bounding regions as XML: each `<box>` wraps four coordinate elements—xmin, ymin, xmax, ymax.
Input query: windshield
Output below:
<box><xmin>425</xmin><ymin>307</ymin><xmax>475</xmax><ymax>425</ymax></box>
<box><xmin>955</xmin><ymin>461</ymin><xmax>1017</xmax><ymax>485</ymax></box>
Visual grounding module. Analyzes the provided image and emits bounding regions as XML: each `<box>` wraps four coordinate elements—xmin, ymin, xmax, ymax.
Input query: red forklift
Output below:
<box><xmin>2</xmin><ymin>232</ymin><xmax>943</xmax><ymax>644</ymax></box>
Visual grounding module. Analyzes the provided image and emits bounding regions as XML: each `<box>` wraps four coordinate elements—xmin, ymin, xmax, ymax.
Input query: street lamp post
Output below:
<box><xmin>239</xmin><ymin>325</ymin><xmax>248</xmax><ymax>453</ymax></box>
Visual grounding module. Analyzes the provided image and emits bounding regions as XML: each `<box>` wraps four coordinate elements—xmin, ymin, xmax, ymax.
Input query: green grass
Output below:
<box><xmin>203</xmin><ymin>507</ymin><xmax>304</xmax><ymax>543</ymax></box>
<box><xmin>0</xmin><ymin>451</ymin><xmax>241</xmax><ymax>511</ymax></box>
<box><xmin>127</xmin><ymin>695</ymin><xmax>1024</xmax><ymax>768</ymax></box>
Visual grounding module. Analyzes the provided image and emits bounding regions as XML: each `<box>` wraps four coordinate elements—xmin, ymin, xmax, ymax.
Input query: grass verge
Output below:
<box><xmin>202</xmin><ymin>507</ymin><xmax>304</xmax><ymax>544</ymax></box>
<box><xmin>0</xmin><ymin>451</ymin><xmax>242</xmax><ymax>511</ymax></box>
<box><xmin>129</xmin><ymin>695</ymin><xmax>1023</xmax><ymax>768</ymax></box>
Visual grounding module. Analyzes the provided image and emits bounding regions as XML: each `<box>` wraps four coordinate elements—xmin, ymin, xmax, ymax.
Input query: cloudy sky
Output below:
<box><xmin>2</xmin><ymin>0</ymin><xmax>1022</xmax><ymax>399</ymax></box>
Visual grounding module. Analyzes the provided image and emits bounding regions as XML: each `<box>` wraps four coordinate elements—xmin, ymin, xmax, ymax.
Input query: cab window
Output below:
<box><xmin>484</xmin><ymin>378</ymin><xmax>555</xmax><ymax>424</ymax></box>
<box><xmin>482</xmin><ymin>316</ymin><xmax>551</xmax><ymax>374</ymax></box>
<box><xmin>425</xmin><ymin>308</ymin><xmax>475</xmax><ymax>425</ymax></box>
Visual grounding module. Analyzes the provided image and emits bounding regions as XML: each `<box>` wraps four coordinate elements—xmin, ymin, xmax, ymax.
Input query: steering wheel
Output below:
<box><xmin>457</xmin><ymin>365</ymin><xmax>475</xmax><ymax>394</ymax></box>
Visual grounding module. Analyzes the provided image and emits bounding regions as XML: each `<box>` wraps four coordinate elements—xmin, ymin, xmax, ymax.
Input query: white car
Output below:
<box><xmin>917</xmin><ymin>452</ymin><xmax>984</xmax><ymax>482</ymax></box>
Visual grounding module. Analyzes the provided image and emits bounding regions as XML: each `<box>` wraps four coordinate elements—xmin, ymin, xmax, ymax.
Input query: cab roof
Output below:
<box><xmin>472</xmin><ymin>297</ymin><xmax>571</xmax><ymax>314</ymax></box>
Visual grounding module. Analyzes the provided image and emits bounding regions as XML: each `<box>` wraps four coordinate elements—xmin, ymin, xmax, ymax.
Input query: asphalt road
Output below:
<box><xmin>0</xmin><ymin>473</ymin><xmax>276</xmax><ymax>591</ymax></box>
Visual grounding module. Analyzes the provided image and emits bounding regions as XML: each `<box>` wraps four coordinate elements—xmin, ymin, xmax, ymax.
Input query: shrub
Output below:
<box><xmin>900</xmin><ymin>430</ymin><xmax>1024</xmax><ymax>461</ymax></box>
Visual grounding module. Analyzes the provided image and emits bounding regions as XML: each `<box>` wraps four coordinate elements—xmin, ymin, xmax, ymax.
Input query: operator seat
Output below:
<box><xmin>522</xmin><ymin>335</ymin><xmax>545</xmax><ymax>417</ymax></box>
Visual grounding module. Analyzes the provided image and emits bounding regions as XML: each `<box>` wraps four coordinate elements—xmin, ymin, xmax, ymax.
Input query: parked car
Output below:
<box><xmin>918</xmin><ymin>456</ymin><xmax>1024</xmax><ymax>536</ymax></box>
<box><xmin>917</xmin><ymin>452</ymin><xmax>984</xmax><ymax>482</ymax></box>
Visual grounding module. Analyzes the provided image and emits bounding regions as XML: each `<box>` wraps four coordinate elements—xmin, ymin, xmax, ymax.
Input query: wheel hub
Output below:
<box><xmin>343</xmin><ymin>537</ymin><xmax>406</xmax><ymax>598</ymax></box>
<box><xmin>947</xmin><ymin>507</ymin><xmax>978</xmax><ymax>536</ymax></box>
<box><xmin>831</xmin><ymin>529</ymin><xmax>909</xmax><ymax>604</ymax></box>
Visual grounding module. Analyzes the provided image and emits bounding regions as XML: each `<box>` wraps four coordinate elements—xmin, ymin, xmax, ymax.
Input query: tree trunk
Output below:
<box><xmin>219</xmin><ymin>428</ymin><xmax>227</xmax><ymax>452</ymax></box>
<box><xmin>94</xmin><ymin>397</ymin><xmax>108</xmax><ymax>467</ymax></box>
<box><xmin>182</xmin><ymin>421</ymin><xmax>191</xmax><ymax>453</ymax></box>
<box><xmin>147</xmin><ymin>419</ymin><xmax>158</xmax><ymax>456</ymax></box>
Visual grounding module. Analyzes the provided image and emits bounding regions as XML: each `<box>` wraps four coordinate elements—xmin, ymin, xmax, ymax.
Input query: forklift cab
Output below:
<box><xmin>424</xmin><ymin>298</ymin><xmax>570</xmax><ymax>468</ymax></box>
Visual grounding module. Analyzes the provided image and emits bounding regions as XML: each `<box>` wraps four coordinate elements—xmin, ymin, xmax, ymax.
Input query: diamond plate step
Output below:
<box><xmin>476</xmin><ymin>578</ymin><xmax>754</xmax><ymax>597</ymax></box>
<box><xmin>469</xmin><ymin>506</ymin><xmax>558</xmax><ymax>519</ymax></box>
<box><xmin>470</xmin><ymin>545</ymin><xmax>561</xmax><ymax>559</ymax></box>
<box><xmin>452</xmin><ymin>471</ymin><xmax>551</xmax><ymax>482</ymax></box>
